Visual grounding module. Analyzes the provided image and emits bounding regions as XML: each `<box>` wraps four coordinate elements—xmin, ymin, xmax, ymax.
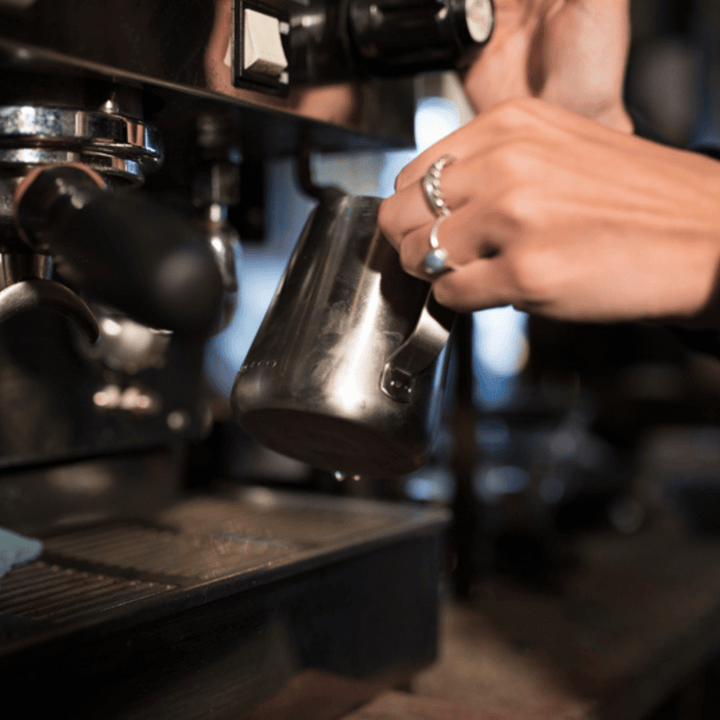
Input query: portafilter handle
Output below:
<box><xmin>14</xmin><ymin>164</ymin><xmax>224</xmax><ymax>337</ymax></box>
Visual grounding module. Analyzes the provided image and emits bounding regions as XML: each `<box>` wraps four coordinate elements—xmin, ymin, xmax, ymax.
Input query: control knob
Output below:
<box><xmin>348</xmin><ymin>0</ymin><xmax>494</xmax><ymax>74</ymax></box>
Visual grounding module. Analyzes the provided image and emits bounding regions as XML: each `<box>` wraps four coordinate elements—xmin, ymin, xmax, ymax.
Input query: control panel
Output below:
<box><xmin>231</xmin><ymin>0</ymin><xmax>494</xmax><ymax>95</ymax></box>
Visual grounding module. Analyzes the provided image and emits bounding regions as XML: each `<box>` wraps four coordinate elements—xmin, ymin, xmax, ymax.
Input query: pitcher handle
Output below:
<box><xmin>381</xmin><ymin>290</ymin><xmax>455</xmax><ymax>403</ymax></box>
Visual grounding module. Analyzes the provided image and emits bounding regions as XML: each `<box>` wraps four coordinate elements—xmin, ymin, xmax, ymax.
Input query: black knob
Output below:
<box><xmin>348</xmin><ymin>0</ymin><xmax>494</xmax><ymax>74</ymax></box>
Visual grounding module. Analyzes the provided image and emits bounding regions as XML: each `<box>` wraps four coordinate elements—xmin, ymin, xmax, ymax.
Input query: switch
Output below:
<box><xmin>465</xmin><ymin>0</ymin><xmax>493</xmax><ymax>43</ymax></box>
<box><xmin>243</xmin><ymin>8</ymin><xmax>288</xmax><ymax>79</ymax></box>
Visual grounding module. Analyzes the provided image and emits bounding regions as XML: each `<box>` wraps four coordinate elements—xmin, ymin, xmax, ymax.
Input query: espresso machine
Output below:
<box><xmin>0</xmin><ymin>0</ymin><xmax>493</xmax><ymax>716</ymax></box>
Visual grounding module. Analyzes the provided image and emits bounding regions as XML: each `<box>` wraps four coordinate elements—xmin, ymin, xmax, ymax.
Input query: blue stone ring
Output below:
<box><xmin>424</xmin><ymin>214</ymin><xmax>451</xmax><ymax>275</ymax></box>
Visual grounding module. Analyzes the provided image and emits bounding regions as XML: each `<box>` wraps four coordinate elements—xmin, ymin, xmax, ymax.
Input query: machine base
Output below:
<box><xmin>0</xmin><ymin>488</ymin><xmax>448</xmax><ymax>719</ymax></box>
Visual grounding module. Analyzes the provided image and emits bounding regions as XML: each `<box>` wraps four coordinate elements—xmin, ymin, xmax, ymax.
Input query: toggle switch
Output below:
<box><xmin>243</xmin><ymin>8</ymin><xmax>288</xmax><ymax>79</ymax></box>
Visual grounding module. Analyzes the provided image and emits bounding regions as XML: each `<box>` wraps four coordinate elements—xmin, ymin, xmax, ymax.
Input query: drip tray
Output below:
<box><xmin>0</xmin><ymin>487</ymin><xmax>449</xmax><ymax>719</ymax></box>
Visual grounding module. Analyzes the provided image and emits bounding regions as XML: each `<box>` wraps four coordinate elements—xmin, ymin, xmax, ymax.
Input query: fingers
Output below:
<box><xmin>430</xmin><ymin>258</ymin><xmax>517</xmax><ymax>314</ymax></box>
<box><xmin>381</xmin><ymin>210</ymin><xmax>522</xmax><ymax>314</ymax></box>
<box><xmin>379</xmin><ymin>100</ymin><xmax>560</xmax><ymax>275</ymax></box>
<box><xmin>377</xmin><ymin>99</ymin><xmax>609</xmax><ymax>317</ymax></box>
<box><xmin>381</xmin><ymin>158</ymin><xmax>484</xmax><ymax>245</ymax></box>
<box><xmin>393</xmin><ymin>98</ymin><xmax>559</xmax><ymax>193</ymax></box>
<box><xmin>396</xmin><ymin>203</ymin><xmax>512</xmax><ymax>277</ymax></box>
<box><xmin>380</xmin><ymin>99</ymin><xmax>574</xmax><ymax>258</ymax></box>
<box><xmin>393</xmin><ymin>123</ymin><xmax>487</xmax><ymax>193</ymax></box>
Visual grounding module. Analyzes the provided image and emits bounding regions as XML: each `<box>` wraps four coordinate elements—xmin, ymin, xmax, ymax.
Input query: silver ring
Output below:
<box><xmin>424</xmin><ymin>214</ymin><xmax>450</xmax><ymax>275</ymax></box>
<box><xmin>422</xmin><ymin>155</ymin><xmax>454</xmax><ymax>218</ymax></box>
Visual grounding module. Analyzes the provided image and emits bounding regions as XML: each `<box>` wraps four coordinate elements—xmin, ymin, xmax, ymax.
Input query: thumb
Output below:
<box><xmin>462</xmin><ymin>2</ymin><xmax>538</xmax><ymax>112</ymax></box>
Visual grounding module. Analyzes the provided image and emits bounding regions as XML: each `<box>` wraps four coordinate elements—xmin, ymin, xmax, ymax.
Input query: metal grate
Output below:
<box><xmin>0</xmin><ymin>561</ymin><xmax>173</xmax><ymax>623</ymax></box>
<box><xmin>44</xmin><ymin>519</ymin><xmax>298</xmax><ymax>581</ymax></box>
<box><xmin>0</xmin><ymin>495</ymin><xmax>445</xmax><ymax>628</ymax></box>
<box><xmin>159</xmin><ymin>495</ymin><xmax>403</xmax><ymax>546</ymax></box>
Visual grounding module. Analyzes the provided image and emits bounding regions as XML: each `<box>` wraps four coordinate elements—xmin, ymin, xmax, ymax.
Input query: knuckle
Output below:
<box><xmin>508</xmin><ymin>247</ymin><xmax>555</xmax><ymax>301</ymax></box>
<box><xmin>377</xmin><ymin>200</ymin><xmax>406</xmax><ymax>249</ymax></box>
<box><xmin>496</xmin><ymin>186</ymin><xmax>538</xmax><ymax>225</ymax></box>
<box><xmin>431</xmin><ymin>278</ymin><xmax>469</xmax><ymax>313</ymax></box>
<box><xmin>393</xmin><ymin>165</ymin><xmax>414</xmax><ymax>192</ymax></box>
<box><xmin>489</xmin><ymin>98</ymin><xmax>538</xmax><ymax>129</ymax></box>
<box><xmin>396</xmin><ymin>241</ymin><xmax>411</xmax><ymax>269</ymax></box>
<box><xmin>397</xmin><ymin>237</ymin><xmax>419</xmax><ymax>273</ymax></box>
<box><xmin>377</xmin><ymin>200</ymin><xmax>394</xmax><ymax>237</ymax></box>
<box><xmin>484</xmin><ymin>140</ymin><xmax>540</xmax><ymax>188</ymax></box>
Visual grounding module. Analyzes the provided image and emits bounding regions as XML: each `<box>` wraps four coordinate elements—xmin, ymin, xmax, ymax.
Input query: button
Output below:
<box><xmin>243</xmin><ymin>8</ymin><xmax>289</xmax><ymax>78</ymax></box>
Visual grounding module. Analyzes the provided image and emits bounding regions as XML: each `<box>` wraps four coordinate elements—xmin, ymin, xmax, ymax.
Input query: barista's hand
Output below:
<box><xmin>462</xmin><ymin>0</ymin><xmax>633</xmax><ymax>133</ymax></box>
<box><xmin>378</xmin><ymin>99</ymin><xmax>720</xmax><ymax>325</ymax></box>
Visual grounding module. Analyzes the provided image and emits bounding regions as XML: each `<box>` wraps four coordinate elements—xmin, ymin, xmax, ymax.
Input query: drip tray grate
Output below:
<box><xmin>0</xmin><ymin>489</ymin><xmax>449</xmax><ymax>718</ymax></box>
<box><xmin>0</xmin><ymin>560</ymin><xmax>173</xmax><ymax>624</ymax></box>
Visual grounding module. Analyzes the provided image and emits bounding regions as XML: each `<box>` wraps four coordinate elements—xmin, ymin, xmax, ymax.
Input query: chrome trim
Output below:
<box><xmin>0</xmin><ymin>106</ymin><xmax>162</xmax><ymax>184</ymax></box>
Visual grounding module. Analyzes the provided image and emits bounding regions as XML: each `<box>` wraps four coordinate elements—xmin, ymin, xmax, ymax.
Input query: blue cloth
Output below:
<box><xmin>0</xmin><ymin>528</ymin><xmax>42</xmax><ymax>582</ymax></box>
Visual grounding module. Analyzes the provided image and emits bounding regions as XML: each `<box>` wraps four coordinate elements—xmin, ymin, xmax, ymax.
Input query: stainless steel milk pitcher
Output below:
<box><xmin>231</xmin><ymin>192</ymin><xmax>454</xmax><ymax>477</ymax></box>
